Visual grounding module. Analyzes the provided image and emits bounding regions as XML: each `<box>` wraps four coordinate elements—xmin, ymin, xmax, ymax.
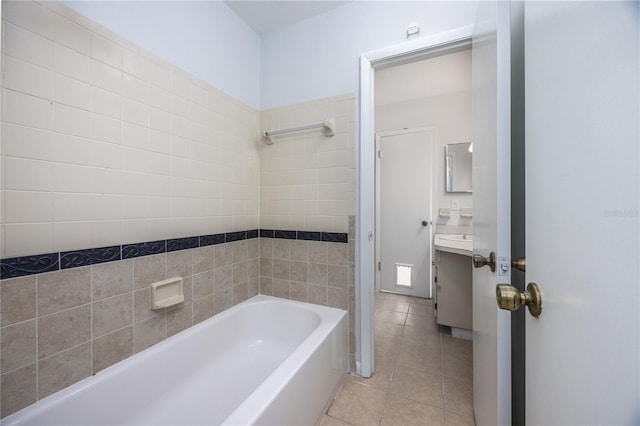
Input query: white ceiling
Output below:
<box><xmin>225</xmin><ymin>1</ymin><xmax>351</xmax><ymax>34</ymax></box>
<box><xmin>375</xmin><ymin>48</ymin><xmax>472</xmax><ymax>106</ymax></box>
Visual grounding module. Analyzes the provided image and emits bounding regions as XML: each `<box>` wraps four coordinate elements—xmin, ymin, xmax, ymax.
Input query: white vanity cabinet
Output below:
<box><xmin>434</xmin><ymin>248</ymin><xmax>473</xmax><ymax>331</ymax></box>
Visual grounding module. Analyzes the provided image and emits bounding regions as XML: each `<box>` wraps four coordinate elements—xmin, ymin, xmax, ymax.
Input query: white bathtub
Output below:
<box><xmin>4</xmin><ymin>295</ymin><xmax>348</xmax><ymax>426</ymax></box>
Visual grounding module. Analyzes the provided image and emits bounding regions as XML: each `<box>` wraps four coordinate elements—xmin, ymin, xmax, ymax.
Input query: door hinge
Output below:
<box><xmin>378</xmin><ymin>261</ymin><xmax>381</xmax><ymax>271</ymax></box>
<box><xmin>377</xmin><ymin>150</ymin><xmax>381</xmax><ymax>159</ymax></box>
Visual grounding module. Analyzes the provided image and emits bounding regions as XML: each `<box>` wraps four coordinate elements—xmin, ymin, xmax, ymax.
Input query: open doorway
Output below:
<box><xmin>356</xmin><ymin>24</ymin><xmax>473</xmax><ymax>383</ymax></box>
<box><xmin>374</xmin><ymin>48</ymin><xmax>472</xmax><ymax>301</ymax></box>
<box><xmin>347</xmin><ymin>45</ymin><xmax>475</xmax><ymax>423</ymax></box>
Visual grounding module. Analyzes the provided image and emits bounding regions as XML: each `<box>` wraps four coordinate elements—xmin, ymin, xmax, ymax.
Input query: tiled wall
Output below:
<box><xmin>0</xmin><ymin>0</ymin><xmax>260</xmax><ymax>259</ymax></box>
<box><xmin>0</xmin><ymin>238</ymin><xmax>260</xmax><ymax>417</ymax></box>
<box><xmin>0</xmin><ymin>0</ymin><xmax>359</xmax><ymax>418</ymax></box>
<box><xmin>260</xmin><ymin>95</ymin><xmax>356</xmax><ymax>233</ymax></box>
<box><xmin>258</xmin><ymin>217</ymin><xmax>356</xmax><ymax>370</ymax></box>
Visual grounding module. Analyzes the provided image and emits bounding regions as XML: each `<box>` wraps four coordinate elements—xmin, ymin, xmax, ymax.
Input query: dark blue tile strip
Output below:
<box><xmin>60</xmin><ymin>246</ymin><xmax>121</xmax><ymax>270</ymax></box>
<box><xmin>260</xmin><ymin>229</ymin><xmax>274</xmax><ymax>238</ymax></box>
<box><xmin>298</xmin><ymin>231</ymin><xmax>322</xmax><ymax>241</ymax></box>
<box><xmin>322</xmin><ymin>232</ymin><xmax>348</xmax><ymax>243</ymax></box>
<box><xmin>166</xmin><ymin>237</ymin><xmax>199</xmax><ymax>252</ymax></box>
<box><xmin>0</xmin><ymin>228</ymin><xmax>349</xmax><ymax>280</ymax></box>
<box><xmin>0</xmin><ymin>253</ymin><xmax>60</xmax><ymax>280</ymax></box>
<box><xmin>200</xmin><ymin>234</ymin><xmax>225</xmax><ymax>246</ymax></box>
<box><xmin>274</xmin><ymin>230</ymin><xmax>297</xmax><ymax>240</ymax></box>
<box><xmin>225</xmin><ymin>231</ymin><xmax>247</xmax><ymax>242</ymax></box>
<box><xmin>122</xmin><ymin>240</ymin><xmax>166</xmax><ymax>259</ymax></box>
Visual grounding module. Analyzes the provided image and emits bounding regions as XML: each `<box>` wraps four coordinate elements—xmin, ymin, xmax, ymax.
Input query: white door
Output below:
<box><xmin>524</xmin><ymin>2</ymin><xmax>639</xmax><ymax>424</ymax></box>
<box><xmin>376</xmin><ymin>128</ymin><xmax>433</xmax><ymax>298</ymax></box>
<box><xmin>471</xmin><ymin>1</ymin><xmax>512</xmax><ymax>425</ymax></box>
<box><xmin>474</xmin><ymin>0</ymin><xmax>639</xmax><ymax>424</ymax></box>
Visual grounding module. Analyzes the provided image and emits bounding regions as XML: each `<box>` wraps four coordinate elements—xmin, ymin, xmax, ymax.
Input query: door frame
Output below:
<box><xmin>356</xmin><ymin>25</ymin><xmax>473</xmax><ymax>378</ymax></box>
<box><xmin>374</xmin><ymin>127</ymin><xmax>435</xmax><ymax>297</ymax></box>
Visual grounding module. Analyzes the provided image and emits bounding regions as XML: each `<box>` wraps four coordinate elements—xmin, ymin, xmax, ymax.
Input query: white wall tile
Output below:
<box><xmin>3</xmin><ymin>191</ymin><xmax>53</xmax><ymax>223</ymax></box>
<box><xmin>121</xmin><ymin>98</ymin><xmax>148</xmax><ymax>126</ymax></box>
<box><xmin>122</xmin><ymin>73</ymin><xmax>147</xmax><ymax>104</ymax></box>
<box><xmin>260</xmin><ymin>96</ymin><xmax>356</xmax><ymax>232</ymax></box>
<box><xmin>190</xmin><ymin>160</ymin><xmax>206</xmax><ymax>181</ymax></box>
<box><xmin>171</xmin><ymin>135</ymin><xmax>190</xmax><ymax>158</ymax></box>
<box><xmin>189</xmin><ymin>83</ymin><xmax>207</xmax><ymax>106</ymax></box>
<box><xmin>89</xmin><ymin>167</ymin><xmax>121</xmax><ymax>194</ymax></box>
<box><xmin>190</xmin><ymin>123</ymin><xmax>207</xmax><ymax>143</ymax></box>
<box><xmin>148</xmin><ymin>62</ymin><xmax>171</xmax><ymax>89</ymax></box>
<box><xmin>123</xmin><ymin>49</ymin><xmax>148</xmax><ymax>81</ymax></box>
<box><xmin>2</xmin><ymin>223</ymin><xmax>53</xmax><ymax>257</ymax></box>
<box><xmin>4</xmin><ymin>89</ymin><xmax>52</xmax><ymax>130</ymax></box>
<box><xmin>90</xmin><ymin>194</ymin><xmax>122</xmax><ymax>221</ymax></box>
<box><xmin>147</xmin><ymin>85</ymin><xmax>171</xmax><ymax>112</ymax></box>
<box><xmin>148</xmin><ymin>175</ymin><xmax>171</xmax><ymax>197</ymax></box>
<box><xmin>53</xmin><ymin>221</ymin><xmax>92</xmax><ymax>252</ymax></box>
<box><xmin>4</xmin><ymin>56</ymin><xmax>53</xmax><ymax>100</ymax></box>
<box><xmin>91</xmin><ymin>87</ymin><xmax>121</xmax><ymax>119</ymax></box>
<box><xmin>149</xmin><ymin>108</ymin><xmax>171</xmax><ymax>132</ymax></box>
<box><xmin>53</xmin><ymin>73</ymin><xmax>91</xmax><ymax>110</ymax></box>
<box><xmin>122</xmin><ymin>122</ymin><xmax>148</xmax><ymax>149</ymax></box>
<box><xmin>121</xmin><ymin>147</ymin><xmax>148</xmax><ymax>173</ymax></box>
<box><xmin>190</xmin><ymin>142</ymin><xmax>206</xmax><ymax>161</ymax></box>
<box><xmin>170</xmin><ymin>177</ymin><xmax>190</xmax><ymax>198</ymax></box>
<box><xmin>149</xmin><ymin>129</ymin><xmax>171</xmax><ymax>154</ymax></box>
<box><xmin>51</xmin><ymin>133</ymin><xmax>90</xmax><ymax>165</ymax></box>
<box><xmin>3</xmin><ymin>123</ymin><xmax>51</xmax><ymax>161</ymax></box>
<box><xmin>92</xmin><ymin>220</ymin><xmax>124</xmax><ymax>247</ymax></box>
<box><xmin>120</xmin><ymin>172</ymin><xmax>148</xmax><ymax>196</ymax></box>
<box><xmin>53</xmin><ymin>13</ymin><xmax>92</xmax><ymax>55</ymax></box>
<box><xmin>90</xmin><ymin>59</ymin><xmax>121</xmax><ymax>94</ymax></box>
<box><xmin>91</xmin><ymin>113</ymin><xmax>122</xmax><ymax>144</ymax></box>
<box><xmin>148</xmin><ymin>197</ymin><xmax>170</xmax><ymax>218</ymax></box>
<box><xmin>88</xmin><ymin>140</ymin><xmax>121</xmax><ymax>169</ymax></box>
<box><xmin>190</xmin><ymin>103</ymin><xmax>209</xmax><ymax>126</ymax></box>
<box><xmin>53</xmin><ymin>193</ymin><xmax>92</xmax><ymax>221</ymax></box>
<box><xmin>171</xmin><ymin>95</ymin><xmax>190</xmax><ymax>118</ymax></box>
<box><xmin>1</xmin><ymin>0</ymin><xmax>263</xmax><ymax>257</ymax></box>
<box><xmin>3</xmin><ymin>23</ymin><xmax>52</xmax><ymax>68</ymax></box>
<box><xmin>3</xmin><ymin>157</ymin><xmax>52</xmax><ymax>191</ymax></box>
<box><xmin>170</xmin><ymin>72</ymin><xmax>190</xmax><ymax>98</ymax></box>
<box><xmin>4</xmin><ymin>1</ymin><xmax>55</xmax><ymax>40</ymax></box>
<box><xmin>53</xmin><ymin>103</ymin><xmax>90</xmax><ymax>137</ymax></box>
<box><xmin>148</xmin><ymin>152</ymin><xmax>171</xmax><ymax>176</ymax></box>
<box><xmin>91</xmin><ymin>34</ymin><xmax>122</xmax><ymax>69</ymax></box>
<box><xmin>122</xmin><ymin>196</ymin><xmax>149</xmax><ymax>220</ymax></box>
<box><xmin>53</xmin><ymin>163</ymin><xmax>90</xmax><ymax>193</ymax></box>
<box><xmin>171</xmin><ymin>157</ymin><xmax>190</xmax><ymax>178</ymax></box>
<box><xmin>53</xmin><ymin>43</ymin><xmax>91</xmax><ymax>82</ymax></box>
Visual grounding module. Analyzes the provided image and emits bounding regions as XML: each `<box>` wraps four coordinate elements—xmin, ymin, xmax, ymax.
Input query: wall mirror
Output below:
<box><xmin>445</xmin><ymin>142</ymin><xmax>472</xmax><ymax>193</ymax></box>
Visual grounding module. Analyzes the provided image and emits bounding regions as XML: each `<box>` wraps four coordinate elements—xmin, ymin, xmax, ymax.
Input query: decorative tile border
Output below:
<box><xmin>122</xmin><ymin>240</ymin><xmax>166</xmax><ymax>259</ymax></box>
<box><xmin>0</xmin><ymin>229</ymin><xmax>348</xmax><ymax>280</ymax></box>
<box><xmin>60</xmin><ymin>246</ymin><xmax>121</xmax><ymax>269</ymax></box>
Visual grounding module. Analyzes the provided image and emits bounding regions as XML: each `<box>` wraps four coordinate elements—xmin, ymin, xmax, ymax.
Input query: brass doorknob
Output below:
<box><xmin>511</xmin><ymin>257</ymin><xmax>526</xmax><ymax>272</ymax></box>
<box><xmin>473</xmin><ymin>252</ymin><xmax>496</xmax><ymax>272</ymax></box>
<box><xmin>496</xmin><ymin>282</ymin><xmax>542</xmax><ymax>318</ymax></box>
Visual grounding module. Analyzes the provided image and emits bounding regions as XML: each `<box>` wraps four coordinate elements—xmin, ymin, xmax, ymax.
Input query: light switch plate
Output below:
<box><xmin>451</xmin><ymin>200</ymin><xmax>460</xmax><ymax>211</ymax></box>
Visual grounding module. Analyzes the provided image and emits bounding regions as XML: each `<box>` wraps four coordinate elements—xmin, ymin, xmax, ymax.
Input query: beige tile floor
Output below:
<box><xmin>321</xmin><ymin>292</ymin><xmax>475</xmax><ymax>426</ymax></box>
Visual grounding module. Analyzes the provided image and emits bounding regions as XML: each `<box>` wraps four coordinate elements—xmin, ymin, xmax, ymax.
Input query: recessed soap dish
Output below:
<box><xmin>150</xmin><ymin>277</ymin><xmax>184</xmax><ymax>310</ymax></box>
<box><xmin>439</xmin><ymin>208</ymin><xmax>451</xmax><ymax>218</ymax></box>
<box><xmin>460</xmin><ymin>208</ymin><xmax>473</xmax><ymax>218</ymax></box>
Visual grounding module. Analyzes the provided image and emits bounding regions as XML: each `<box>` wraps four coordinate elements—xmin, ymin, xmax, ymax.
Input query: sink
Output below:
<box><xmin>434</xmin><ymin>234</ymin><xmax>473</xmax><ymax>256</ymax></box>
